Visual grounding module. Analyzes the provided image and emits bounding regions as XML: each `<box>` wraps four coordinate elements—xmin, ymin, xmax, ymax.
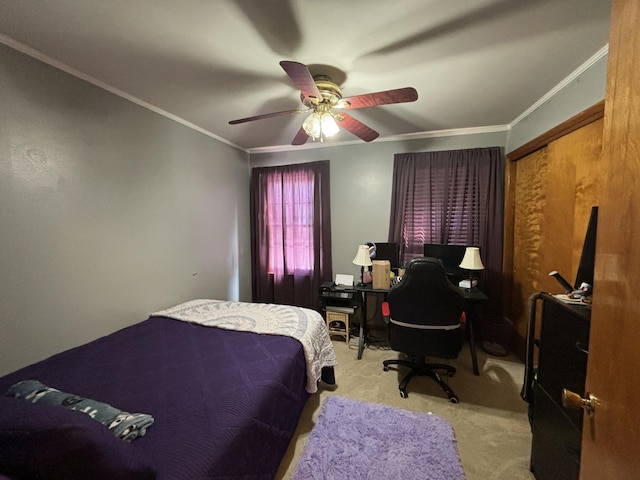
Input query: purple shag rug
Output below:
<box><xmin>291</xmin><ymin>396</ymin><xmax>466</xmax><ymax>480</ymax></box>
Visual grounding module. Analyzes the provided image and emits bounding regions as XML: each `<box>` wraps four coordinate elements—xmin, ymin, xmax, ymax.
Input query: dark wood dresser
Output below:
<box><xmin>530</xmin><ymin>293</ymin><xmax>591</xmax><ymax>480</ymax></box>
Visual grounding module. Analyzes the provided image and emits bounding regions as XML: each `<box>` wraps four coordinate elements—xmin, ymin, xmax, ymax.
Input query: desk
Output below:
<box><xmin>460</xmin><ymin>288</ymin><xmax>488</xmax><ymax>376</ymax></box>
<box><xmin>355</xmin><ymin>284</ymin><xmax>488</xmax><ymax>376</ymax></box>
<box><xmin>353</xmin><ymin>285</ymin><xmax>389</xmax><ymax>359</ymax></box>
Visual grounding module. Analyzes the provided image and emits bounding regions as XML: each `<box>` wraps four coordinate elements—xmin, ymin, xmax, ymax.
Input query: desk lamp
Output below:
<box><xmin>352</xmin><ymin>244</ymin><xmax>373</xmax><ymax>286</ymax></box>
<box><xmin>459</xmin><ymin>247</ymin><xmax>484</xmax><ymax>290</ymax></box>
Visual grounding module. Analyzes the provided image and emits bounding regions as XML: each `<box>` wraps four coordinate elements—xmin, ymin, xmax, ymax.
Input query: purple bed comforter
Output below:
<box><xmin>0</xmin><ymin>316</ymin><xmax>313</xmax><ymax>479</ymax></box>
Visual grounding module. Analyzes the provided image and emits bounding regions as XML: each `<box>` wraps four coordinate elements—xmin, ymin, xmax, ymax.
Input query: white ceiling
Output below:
<box><xmin>0</xmin><ymin>0</ymin><xmax>612</xmax><ymax>152</ymax></box>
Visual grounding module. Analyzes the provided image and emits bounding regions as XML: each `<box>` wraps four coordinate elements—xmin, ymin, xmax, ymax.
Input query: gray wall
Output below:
<box><xmin>0</xmin><ymin>44</ymin><xmax>251</xmax><ymax>376</ymax></box>
<box><xmin>507</xmin><ymin>53</ymin><xmax>608</xmax><ymax>152</ymax></box>
<box><xmin>0</xmin><ymin>40</ymin><xmax>607</xmax><ymax>376</ymax></box>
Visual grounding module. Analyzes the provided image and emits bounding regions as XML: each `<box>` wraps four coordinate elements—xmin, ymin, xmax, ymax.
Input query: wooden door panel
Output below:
<box><xmin>510</xmin><ymin>119</ymin><xmax>602</xmax><ymax>357</ymax></box>
<box><xmin>581</xmin><ymin>0</ymin><xmax>640</xmax><ymax>478</ymax></box>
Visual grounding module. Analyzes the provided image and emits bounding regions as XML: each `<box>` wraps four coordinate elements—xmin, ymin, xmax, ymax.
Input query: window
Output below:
<box><xmin>250</xmin><ymin>161</ymin><xmax>332</xmax><ymax>309</ymax></box>
<box><xmin>389</xmin><ymin>147</ymin><xmax>504</xmax><ymax>312</ymax></box>
<box><xmin>401</xmin><ymin>158</ymin><xmax>486</xmax><ymax>259</ymax></box>
<box><xmin>265</xmin><ymin>168</ymin><xmax>315</xmax><ymax>274</ymax></box>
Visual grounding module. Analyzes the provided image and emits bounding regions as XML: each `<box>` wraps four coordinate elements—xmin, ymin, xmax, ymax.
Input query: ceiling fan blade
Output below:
<box><xmin>228</xmin><ymin>108</ymin><xmax>305</xmax><ymax>124</ymax></box>
<box><xmin>291</xmin><ymin>127</ymin><xmax>309</xmax><ymax>145</ymax></box>
<box><xmin>280</xmin><ymin>61</ymin><xmax>322</xmax><ymax>101</ymax></box>
<box><xmin>335</xmin><ymin>114</ymin><xmax>379</xmax><ymax>142</ymax></box>
<box><xmin>341</xmin><ymin>87</ymin><xmax>418</xmax><ymax>110</ymax></box>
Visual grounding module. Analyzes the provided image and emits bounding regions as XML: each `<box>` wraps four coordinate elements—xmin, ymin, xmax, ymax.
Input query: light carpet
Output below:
<box><xmin>277</xmin><ymin>330</ymin><xmax>535</xmax><ymax>480</ymax></box>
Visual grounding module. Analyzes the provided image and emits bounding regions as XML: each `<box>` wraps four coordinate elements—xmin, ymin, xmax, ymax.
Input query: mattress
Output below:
<box><xmin>0</xmin><ymin>315</ymin><xmax>315</xmax><ymax>479</ymax></box>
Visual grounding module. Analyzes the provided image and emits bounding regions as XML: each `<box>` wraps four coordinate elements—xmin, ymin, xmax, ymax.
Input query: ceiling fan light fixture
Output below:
<box><xmin>230</xmin><ymin>61</ymin><xmax>418</xmax><ymax>146</ymax></box>
<box><xmin>302</xmin><ymin>113</ymin><xmax>320</xmax><ymax>138</ymax></box>
<box><xmin>320</xmin><ymin>112</ymin><xmax>339</xmax><ymax>137</ymax></box>
<box><xmin>303</xmin><ymin>112</ymin><xmax>339</xmax><ymax>141</ymax></box>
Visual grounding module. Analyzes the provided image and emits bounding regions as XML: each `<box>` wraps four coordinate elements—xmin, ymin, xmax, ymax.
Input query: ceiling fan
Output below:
<box><xmin>229</xmin><ymin>61</ymin><xmax>418</xmax><ymax>145</ymax></box>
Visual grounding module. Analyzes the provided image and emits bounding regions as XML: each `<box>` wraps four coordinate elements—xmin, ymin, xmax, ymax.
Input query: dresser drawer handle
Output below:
<box><xmin>575</xmin><ymin>342</ymin><xmax>588</xmax><ymax>355</ymax></box>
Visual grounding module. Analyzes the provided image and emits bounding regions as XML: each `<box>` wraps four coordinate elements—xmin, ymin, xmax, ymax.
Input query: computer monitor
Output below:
<box><xmin>423</xmin><ymin>243</ymin><xmax>468</xmax><ymax>281</ymax></box>
<box><xmin>373</xmin><ymin>243</ymin><xmax>400</xmax><ymax>270</ymax></box>
<box><xmin>574</xmin><ymin>206</ymin><xmax>598</xmax><ymax>290</ymax></box>
<box><xmin>548</xmin><ymin>206</ymin><xmax>598</xmax><ymax>294</ymax></box>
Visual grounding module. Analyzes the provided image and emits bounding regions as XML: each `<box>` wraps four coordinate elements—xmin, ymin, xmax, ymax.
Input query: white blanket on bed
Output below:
<box><xmin>151</xmin><ymin>299</ymin><xmax>337</xmax><ymax>393</ymax></box>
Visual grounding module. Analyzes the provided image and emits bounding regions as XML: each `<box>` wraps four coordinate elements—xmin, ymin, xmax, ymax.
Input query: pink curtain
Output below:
<box><xmin>250</xmin><ymin>161</ymin><xmax>332</xmax><ymax>310</ymax></box>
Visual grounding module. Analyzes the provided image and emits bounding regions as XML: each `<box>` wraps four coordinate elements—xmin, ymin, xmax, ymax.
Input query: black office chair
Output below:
<box><xmin>382</xmin><ymin>257</ymin><xmax>465</xmax><ymax>403</ymax></box>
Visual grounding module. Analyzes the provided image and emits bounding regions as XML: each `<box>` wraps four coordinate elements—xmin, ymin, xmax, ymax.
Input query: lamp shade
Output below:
<box><xmin>459</xmin><ymin>247</ymin><xmax>484</xmax><ymax>270</ymax></box>
<box><xmin>352</xmin><ymin>244</ymin><xmax>373</xmax><ymax>267</ymax></box>
<box><xmin>303</xmin><ymin>112</ymin><xmax>339</xmax><ymax>140</ymax></box>
<box><xmin>320</xmin><ymin>113</ymin><xmax>339</xmax><ymax>137</ymax></box>
<box><xmin>302</xmin><ymin>113</ymin><xmax>321</xmax><ymax>138</ymax></box>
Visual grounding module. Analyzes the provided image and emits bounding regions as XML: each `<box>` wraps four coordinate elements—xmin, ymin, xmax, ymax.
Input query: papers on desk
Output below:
<box><xmin>553</xmin><ymin>294</ymin><xmax>590</xmax><ymax>305</ymax></box>
<box><xmin>458</xmin><ymin>279</ymin><xmax>477</xmax><ymax>289</ymax></box>
<box><xmin>335</xmin><ymin>274</ymin><xmax>354</xmax><ymax>287</ymax></box>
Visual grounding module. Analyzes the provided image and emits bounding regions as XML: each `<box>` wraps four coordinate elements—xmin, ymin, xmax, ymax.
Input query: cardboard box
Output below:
<box><xmin>372</xmin><ymin>260</ymin><xmax>391</xmax><ymax>289</ymax></box>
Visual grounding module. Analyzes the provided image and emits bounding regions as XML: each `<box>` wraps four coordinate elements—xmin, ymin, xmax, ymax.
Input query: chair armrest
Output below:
<box><xmin>382</xmin><ymin>302</ymin><xmax>390</xmax><ymax>324</ymax></box>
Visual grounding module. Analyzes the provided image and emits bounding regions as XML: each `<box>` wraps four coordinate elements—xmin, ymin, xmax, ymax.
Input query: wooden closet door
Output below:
<box><xmin>510</xmin><ymin>119</ymin><xmax>603</xmax><ymax>356</ymax></box>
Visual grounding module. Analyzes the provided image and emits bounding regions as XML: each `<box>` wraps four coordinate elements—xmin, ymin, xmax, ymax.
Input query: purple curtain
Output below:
<box><xmin>250</xmin><ymin>161</ymin><xmax>332</xmax><ymax>310</ymax></box>
<box><xmin>388</xmin><ymin>147</ymin><xmax>504</xmax><ymax>313</ymax></box>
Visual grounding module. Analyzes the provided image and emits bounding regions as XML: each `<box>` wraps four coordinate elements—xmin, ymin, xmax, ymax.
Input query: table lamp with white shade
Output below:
<box><xmin>459</xmin><ymin>246</ymin><xmax>484</xmax><ymax>290</ymax></box>
<box><xmin>352</xmin><ymin>244</ymin><xmax>373</xmax><ymax>286</ymax></box>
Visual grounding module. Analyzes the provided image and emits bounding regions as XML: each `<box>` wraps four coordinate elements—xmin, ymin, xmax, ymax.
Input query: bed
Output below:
<box><xmin>0</xmin><ymin>299</ymin><xmax>337</xmax><ymax>480</ymax></box>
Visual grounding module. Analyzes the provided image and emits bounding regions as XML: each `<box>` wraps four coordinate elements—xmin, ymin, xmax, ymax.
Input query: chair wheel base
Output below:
<box><xmin>383</xmin><ymin>358</ymin><xmax>460</xmax><ymax>402</ymax></box>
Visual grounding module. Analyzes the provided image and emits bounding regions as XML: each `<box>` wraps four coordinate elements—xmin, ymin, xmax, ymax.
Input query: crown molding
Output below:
<box><xmin>247</xmin><ymin>125</ymin><xmax>510</xmax><ymax>154</ymax></box>
<box><xmin>0</xmin><ymin>34</ymin><xmax>245</xmax><ymax>152</ymax></box>
<box><xmin>1</xmin><ymin>33</ymin><xmax>608</xmax><ymax>156</ymax></box>
<box><xmin>509</xmin><ymin>44</ymin><xmax>609</xmax><ymax>129</ymax></box>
